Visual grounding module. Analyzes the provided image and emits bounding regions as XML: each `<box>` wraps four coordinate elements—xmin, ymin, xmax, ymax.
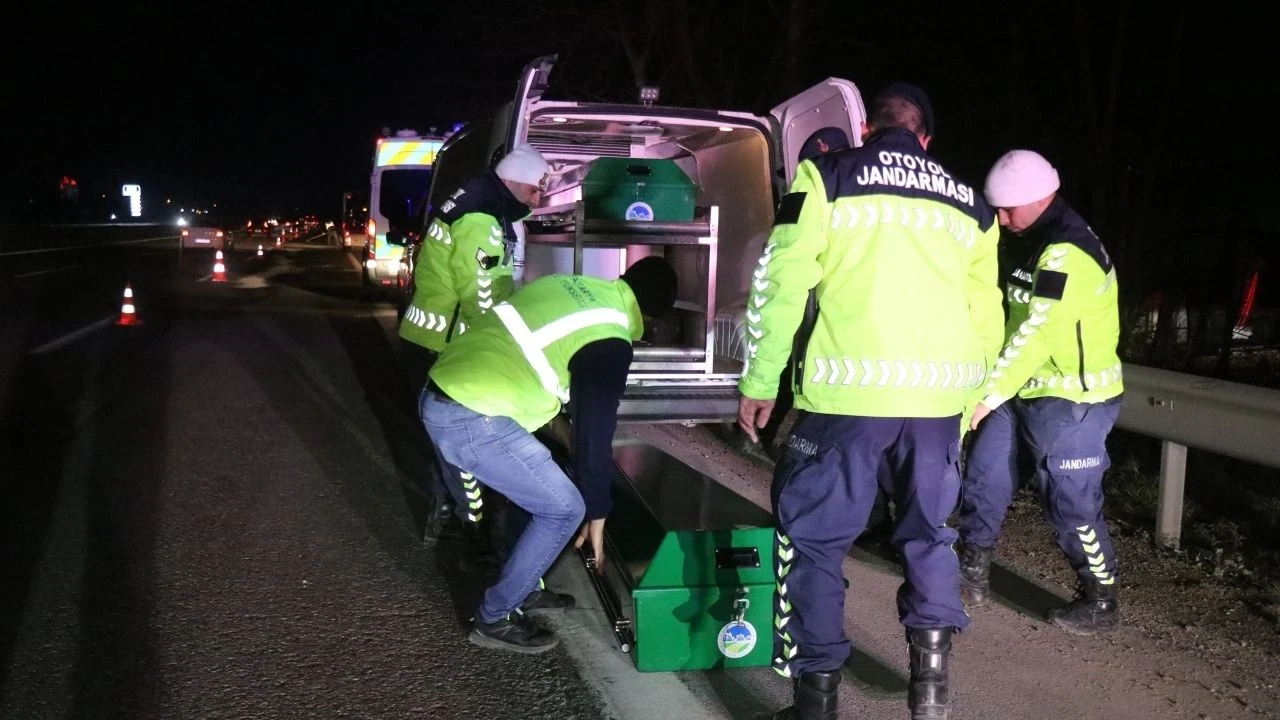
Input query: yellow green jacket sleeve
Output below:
<box><xmin>448</xmin><ymin>212</ymin><xmax>514</xmax><ymax>327</ymax></box>
<box><xmin>738</xmin><ymin>160</ymin><xmax>830</xmax><ymax>400</ymax></box>
<box><xmin>967</xmin><ymin>222</ymin><xmax>1005</xmax><ymax>374</ymax></box>
<box><xmin>982</xmin><ymin>243</ymin><xmax>1111</xmax><ymax>407</ymax></box>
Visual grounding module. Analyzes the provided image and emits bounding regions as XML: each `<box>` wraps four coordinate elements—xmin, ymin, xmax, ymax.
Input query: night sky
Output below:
<box><xmin>4</xmin><ymin>1</ymin><xmax>1269</xmax><ymax>247</ymax></box>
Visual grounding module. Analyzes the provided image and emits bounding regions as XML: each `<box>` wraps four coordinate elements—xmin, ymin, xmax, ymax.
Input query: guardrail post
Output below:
<box><xmin>1155</xmin><ymin>440</ymin><xmax>1188</xmax><ymax>550</ymax></box>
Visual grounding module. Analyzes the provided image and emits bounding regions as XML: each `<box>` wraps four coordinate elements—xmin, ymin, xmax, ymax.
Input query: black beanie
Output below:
<box><xmin>621</xmin><ymin>256</ymin><xmax>678</xmax><ymax>317</ymax></box>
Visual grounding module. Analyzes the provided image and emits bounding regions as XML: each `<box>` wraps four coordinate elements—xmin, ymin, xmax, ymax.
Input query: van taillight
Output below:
<box><xmin>366</xmin><ymin>219</ymin><xmax>376</xmax><ymax>239</ymax></box>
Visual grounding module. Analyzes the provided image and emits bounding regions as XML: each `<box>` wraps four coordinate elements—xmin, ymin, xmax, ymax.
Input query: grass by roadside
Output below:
<box><xmin>1104</xmin><ymin>430</ymin><xmax>1280</xmax><ymax>624</ymax></box>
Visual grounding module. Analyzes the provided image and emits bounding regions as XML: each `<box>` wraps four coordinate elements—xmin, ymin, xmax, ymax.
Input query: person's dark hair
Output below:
<box><xmin>621</xmin><ymin>256</ymin><xmax>678</xmax><ymax>317</ymax></box>
<box><xmin>867</xmin><ymin>82</ymin><xmax>935</xmax><ymax>137</ymax></box>
<box><xmin>798</xmin><ymin>126</ymin><xmax>851</xmax><ymax>163</ymax></box>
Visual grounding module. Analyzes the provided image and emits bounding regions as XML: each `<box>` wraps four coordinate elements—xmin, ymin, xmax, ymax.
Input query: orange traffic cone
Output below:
<box><xmin>256</xmin><ymin>244</ymin><xmax>264</xmax><ymax>257</ymax></box>
<box><xmin>117</xmin><ymin>283</ymin><xmax>142</xmax><ymax>326</ymax></box>
<box><xmin>212</xmin><ymin>250</ymin><xmax>228</xmax><ymax>283</ymax></box>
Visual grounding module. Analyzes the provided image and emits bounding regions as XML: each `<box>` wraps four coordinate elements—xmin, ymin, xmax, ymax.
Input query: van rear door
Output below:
<box><xmin>506</xmin><ymin>54</ymin><xmax>558</xmax><ymax>153</ymax></box>
<box><xmin>770</xmin><ymin>78</ymin><xmax>867</xmax><ymax>187</ymax></box>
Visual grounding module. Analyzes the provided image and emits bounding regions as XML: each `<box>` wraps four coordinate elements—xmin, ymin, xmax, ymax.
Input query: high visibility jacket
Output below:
<box><xmin>428</xmin><ymin>274</ymin><xmax>644</xmax><ymax>431</ymax></box>
<box><xmin>738</xmin><ymin>127</ymin><xmax>1005</xmax><ymax>418</ymax></box>
<box><xmin>982</xmin><ymin>196</ymin><xmax>1124</xmax><ymax>408</ymax></box>
<box><xmin>399</xmin><ymin>171</ymin><xmax>528</xmax><ymax>352</ymax></box>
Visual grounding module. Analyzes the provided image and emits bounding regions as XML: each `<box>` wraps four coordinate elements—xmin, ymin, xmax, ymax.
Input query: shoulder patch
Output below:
<box><xmin>774</xmin><ymin>192</ymin><xmax>807</xmax><ymax>226</ymax></box>
<box><xmin>475</xmin><ymin>247</ymin><xmax>499</xmax><ymax>270</ymax></box>
<box><xmin>1033</xmin><ymin>269</ymin><xmax>1068</xmax><ymax>301</ymax></box>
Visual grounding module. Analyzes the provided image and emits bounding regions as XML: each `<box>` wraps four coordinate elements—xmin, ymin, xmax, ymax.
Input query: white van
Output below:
<box><xmin>364</xmin><ymin>130</ymin><xmax>448</xmax><ymax>297</ymax></box>
<box><xmin>425</xmin><ymin>55</ymin><xmax>866</xmax><ymax>423</ymax></box>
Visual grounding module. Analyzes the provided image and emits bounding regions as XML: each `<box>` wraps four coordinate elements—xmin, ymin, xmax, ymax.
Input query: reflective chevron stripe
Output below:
<box><xmin>742</xmin><ymin>242</ymin><xmax>777</xmax><ymax>377</ymax></box>
<box><xmin>404</xmin><ymin>306</ymin><xmax>449</xmax><ymax>333</ymax></box>
<box><xmin>987</xmin><ymin>298</ymin><xmax>1052</xmax><ymax>392</ymax></box>
<box><xmin>808</xmin><ymin>357</ymin><xmax>986</xmax><ymax>390</ymax></box>
<box><xmin>425</xmin><ymin>220</ymin><xmax>452</xmax><ymax>245</ymax></box>
<box><xmin>1023</xmin><ymin>363</ymin><xmax>1123</xmax><ymax>392</ymax></box>
<box><xmin>461</xmin><ymin>471</ymin><xmax>484</xmax><ymax>523</ymax></box>
<box><xmin>830</xmin><ymin>203</ymin><xmax>976</xmax><ymax>249</ymax></box>
<box><xmin>773</xmin><ymin>530</ymin><xmax>798</xmax><ymax>678</ymax></box>
<box><xmin>1075</xmin><ymin>524</ymin><xmax>1114</xmax><ymax>585</ymax></box>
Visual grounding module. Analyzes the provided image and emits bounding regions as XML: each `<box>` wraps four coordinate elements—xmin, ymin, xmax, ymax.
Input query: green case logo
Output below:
<box><xmin>717</xmin><ymin>620</ymin><xmax>757</xmax><ymax>659</ymax></box>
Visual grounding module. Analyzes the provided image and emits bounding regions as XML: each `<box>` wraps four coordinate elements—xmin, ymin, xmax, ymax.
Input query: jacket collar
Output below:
<box><xmin>1022</xmin><ymin>194</ymin><xmax>1068</xmax><ymax>238</ymax></box>
<box><xmin>865</xmin><ymin>126</ymin><xmax>925</xmax><ymax>150</ymax></box>
<box><xmin>486</xmin><ymin>170</ymin><xmax>533</xmax><ymax>223</ymax></box>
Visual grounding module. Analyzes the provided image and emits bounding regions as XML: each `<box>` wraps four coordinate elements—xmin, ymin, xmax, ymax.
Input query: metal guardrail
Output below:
<box><xmin>0</xmin><ymin>223</ymin><xmax>175</xmax><ymax>255</ymax></box>
<box><xmin>1116</xmin><ymin>364</ymin><xmax>1280</xmax><ymax>548</ymax></box>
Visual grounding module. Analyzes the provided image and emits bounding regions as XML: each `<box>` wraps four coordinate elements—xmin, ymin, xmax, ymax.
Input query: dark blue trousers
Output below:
<box><xmin>403</xmin><ymin>340</ymin><xmax>475</xmax><ymax>522</ymax></box>
<box><xmin>958</xmin><ymin>396</ymin><xmax>1123</xmax><ymax>586</ymax></box>
<box><xmin>770</xmin><ymin>412</ymin><xmax>966</xmax><ymax>677</ymax></box>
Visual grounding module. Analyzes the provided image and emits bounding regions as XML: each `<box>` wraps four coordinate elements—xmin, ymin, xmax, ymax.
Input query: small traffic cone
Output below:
<box><xmin>275</xmin><ymin>237</ymin><xmax>282</xmax><ymax>248</ymax></box>
<box><xmin>256</xmin><ymin>244</ymin><xmax>264</xmax><ymax>257</ymax></box>
<box><xmin>212</xmin><ymin>250</ymin><xmax>228</xmax><ymax>283</ymax></box>
<box><xmin>117</xmin><ymin>283</ymin><xmax>142</xmax><ymax>326</ymax></box>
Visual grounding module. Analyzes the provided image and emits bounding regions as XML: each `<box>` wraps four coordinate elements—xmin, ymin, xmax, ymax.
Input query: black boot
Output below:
<box><xmin>907</xmin><ymin>628</ymin><xmax>951</xmax><ymax>720</ymax></box>
<box><xmin>771</xmin><ymin>669</ymin><xmax>840</xmax><ymax>720</ymax></box>
<box><xmin>421</xmin><ymin>496</ymin><xmax>461</xmax><ymax>545</ymax></box>
<box><xmin>1048</xmin><ymin>577</ymin><xmax>1119</xmax><ymax>634</ymax></box>
<box><xmin>957</xmin><ymin>542</ymin><xmax>994</xmax><ymax>607</ymax></box>
<box><xmin>456</xmin><ymin>520</ymin><xmax>503</xmax><ymax>576</ymax></box>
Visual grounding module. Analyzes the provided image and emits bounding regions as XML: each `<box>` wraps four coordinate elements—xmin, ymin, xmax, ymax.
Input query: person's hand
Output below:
<box><xmin>574</xmin><ymin>518</ymin><xmax>607</xmax><ymax>575</ymax></box>
<box><xmin>737</xmin><ymin>397</ymin><xmax>776</xmax><ymax>444</ymax></box>
<box><xmin>969</xmin><ymin>402</ymin><xmax>994</xmax><ymax>431</ymax></box>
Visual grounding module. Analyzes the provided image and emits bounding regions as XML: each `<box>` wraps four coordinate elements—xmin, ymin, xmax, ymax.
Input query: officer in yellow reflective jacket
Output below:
<box><xmin>738</xmin><ymin>83</ymin><xmax>1004</xmax><ymax>720</ymax></box>
<box><xmin>958</xmin><ymin>150</ymin><xmax>1125</xmax><ymax>635</ymax></box>
<box><xmin>398</xmin><ymin>144</ymin><xmax>550</xmax><ymax>543</ymax></box>
<box><xmin>421</xmin><ymin>257</ymin><xmax>677</xmax><ymax>654</ymax></box>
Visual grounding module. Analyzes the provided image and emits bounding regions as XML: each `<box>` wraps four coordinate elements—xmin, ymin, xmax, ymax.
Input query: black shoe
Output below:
<box><xmin>468</xmin><ymin>609</ymin><xmax>559</xmax><ymax>654</ymax></box>
<box><xmin>907</xmin><ymin>628</ymin><xmax>951</xmax><ymax>720</ymax></box>
<box><xmin>520</xmin><ymin>589</ymin><xmax>576</xmax><ymax>615</ymax></box>
<box><xmin>957</xmin><ymin>542</ymin><xmax>994</xmax><ymax>607</ymax></box>
<box><xmin>1048</xmin><ymin>577</ymin><xmax>1119</xmax><ymax>635</ymax></box>
<box><xmin>771</xmin><ymin>669</ymin><xmax>840</xmax><ymax>720</ymax></box>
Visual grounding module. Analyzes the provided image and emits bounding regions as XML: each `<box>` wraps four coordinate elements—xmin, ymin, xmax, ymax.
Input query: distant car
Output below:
<box><xmin>180</xmin><ymin>225</ymin><xmax>228</xmax><ymax>250</ymax></box>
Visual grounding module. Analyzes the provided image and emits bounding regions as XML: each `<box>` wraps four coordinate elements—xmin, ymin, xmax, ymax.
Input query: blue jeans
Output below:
<box><xmin>420</xmin><ymin>391</ymin><xmax>585</xmax><ymax>623</ymax></box>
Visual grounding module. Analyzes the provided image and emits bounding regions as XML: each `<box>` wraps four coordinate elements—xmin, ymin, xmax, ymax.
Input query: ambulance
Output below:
<box><xmin>361</xmin><ymin>129</ymin><xmax>448</xmax><ymax>297</ymax></box>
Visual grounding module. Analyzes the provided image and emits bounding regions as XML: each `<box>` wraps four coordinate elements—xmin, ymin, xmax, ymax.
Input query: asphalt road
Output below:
<box><xmin>0</xmin><ymin>239</ymin><xmax>613</xmax><ymax>719</ymax></box>
<box><xmin>0</xmin><ymin>234</ymin><xmax>1272</xmax><ymax>720</ymax></box>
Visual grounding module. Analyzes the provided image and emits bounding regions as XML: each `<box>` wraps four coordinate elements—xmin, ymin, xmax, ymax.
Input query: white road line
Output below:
<box><xmin>0</xmin><ymin>235</ymin><xmax>179</xmax><ymax>256</ymax></box>
<box><xmin>27</xmin><ymin>317</ymin><xmax>114</xmax><ymax>355</ymax></box>
<box><xmin>13</xmin><ymin>266</ymin><xmax>80</xmax><ymax>279</ymax></box>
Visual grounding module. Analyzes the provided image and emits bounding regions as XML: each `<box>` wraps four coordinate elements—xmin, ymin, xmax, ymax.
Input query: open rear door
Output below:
<box><xmin>506</xmin><ymin>55</ymin><xmax>558</xmax><ymax>153</ymax></box>
<box><xmin>770</xmin><ymin>78</ymin><xmax>867</xmax><ymax>187</ymax></box>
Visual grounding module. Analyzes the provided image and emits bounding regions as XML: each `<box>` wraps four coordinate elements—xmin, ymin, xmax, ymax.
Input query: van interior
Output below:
<box><xmin>521</xmin><ymin>110</ymin><xmax>776</xmax><ymax>372</ymax></box>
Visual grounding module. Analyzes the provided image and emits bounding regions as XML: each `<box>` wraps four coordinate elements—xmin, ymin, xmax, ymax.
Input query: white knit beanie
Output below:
<box><xmin>984</xmin><ymin>150</ymin><xmax>1060</xmax><ymax>208</ymax></box>
<box><xmin>495</xmin><ymin>143</ymin><xmax>550</xmax><ymax>186</ymax></box>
